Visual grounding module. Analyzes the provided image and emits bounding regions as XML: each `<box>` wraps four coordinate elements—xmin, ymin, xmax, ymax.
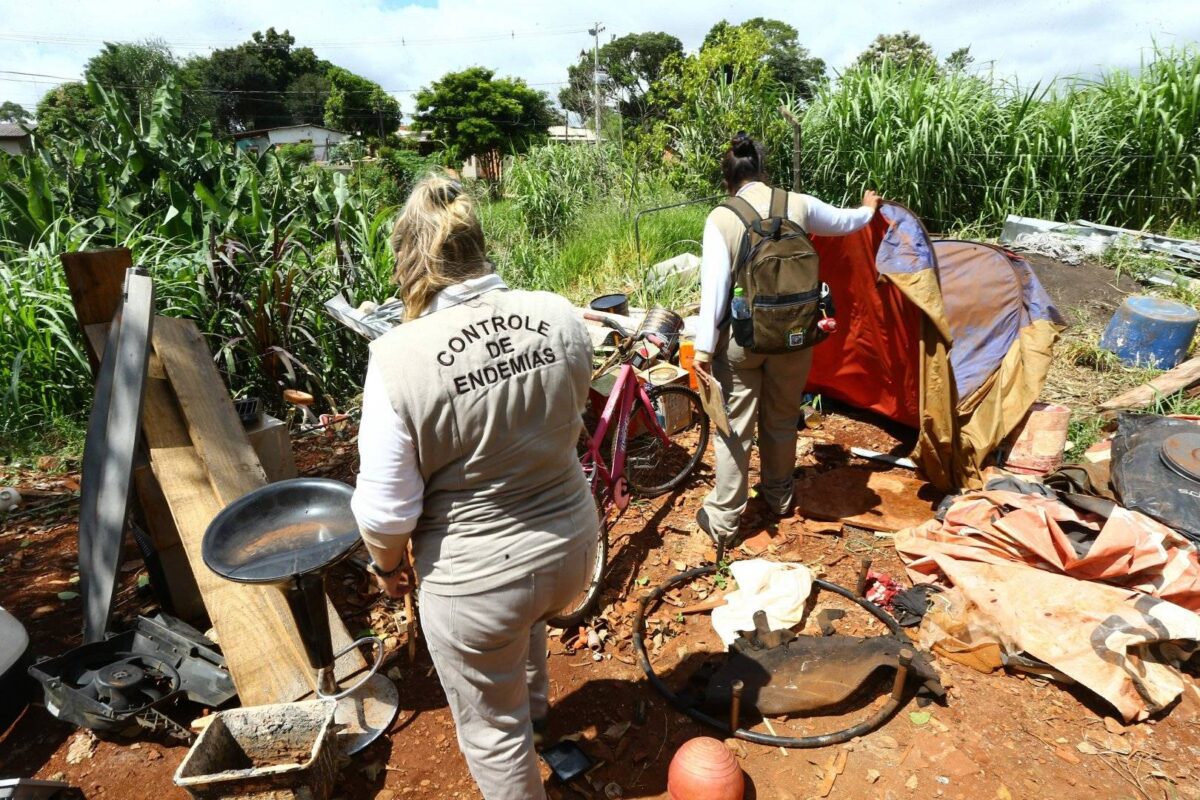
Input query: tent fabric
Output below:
<box><xmin>807</xmin><ymin>210</ymin><xmax>926</xmax><ymax>426</ymax></box>
<box><xmin>806</xmin><ymin>202</ymin><xmax>1065</xmax><ymax>490</ymax></box>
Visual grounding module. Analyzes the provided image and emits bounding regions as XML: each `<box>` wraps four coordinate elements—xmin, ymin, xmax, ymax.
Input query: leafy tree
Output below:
<box><xmin>645</xmin><ymin>25</ymin><xmax>789</xmax><ymax>193</ymax></box>
<box><xmin>85</xmin><ymin>40</ymin><xmax>179</xmax><ymax>121</ymax></box>
<box><xmin>854</xmin><ymin>31</ymin><xmax>938</xmax><ymax>71</ymax></box>
<box><xmin>0</xmin><ymin>102</ymin><xmax>31</xmax><ymax>123</ymax></box>
<box><xmin>944</xmin><ymin>46</ymin><xmax>975</xmax><ymax>73</ymax></box>
<box><xmin>34</xmin><ymin>83</ymin><xmax>98</xmax><ymax>138</ymax></box>
<box><xmin>285</xmin><ymin>72</ymin><xmax>331</xmax><ymax>126</ymax></box>
<box><xmin>559</xmin><ymin>31</ymin><xmax>683</xmax><ymax>128</ymax></box>
<box><xmin>703</xmin><ymin>19</ymin><xmax>826</xmax><ymax>100</ymax></box>
<box><xmin>414</xmin><ymin>67</ymin><xmax>555</xmax><ymax>177</ymax></box>
<box><xmin>323</xmin><ymin>66</ymin><xmax>401</xmax><ymax>139</ymax></box>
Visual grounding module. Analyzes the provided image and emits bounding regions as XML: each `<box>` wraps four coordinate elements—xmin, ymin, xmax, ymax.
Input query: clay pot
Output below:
<box><xmin>666</xmin><ymin>736</ymin><xmax>744</xmax><ymax>800</ymax></box>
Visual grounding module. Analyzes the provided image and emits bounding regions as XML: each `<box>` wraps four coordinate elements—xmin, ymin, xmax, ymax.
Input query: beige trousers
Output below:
<box><xmin>702</xmin><ymin>333</ymin><xmax>814</xmax><ymax>539</ymax></box>
<box><xmin>419</xmin><ymin>542</ymin><xmax>594</xmax><ymax>800</ymax></box>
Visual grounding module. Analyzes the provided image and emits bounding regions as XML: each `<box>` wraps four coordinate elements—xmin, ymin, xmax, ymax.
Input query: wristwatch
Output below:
<box><xmin>367</xmin><ymin>558</ymin><xmax>407</xmax><ymax>579</ymax></box>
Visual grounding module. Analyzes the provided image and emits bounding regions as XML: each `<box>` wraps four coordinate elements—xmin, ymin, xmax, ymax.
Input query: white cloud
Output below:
<box><xmin>0</xmin><ymin>0</ymin><xmax>1197</xmax><ymax>113</ymax></box>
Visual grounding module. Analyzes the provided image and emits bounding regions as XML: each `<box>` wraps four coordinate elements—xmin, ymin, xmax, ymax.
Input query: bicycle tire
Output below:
<box><xmin>623</xmin><ymin>384</ymin><xmax>710</xmax><ymax>498</ymax></box>
<box><xmin>548</xmin><ymin>491</ymin><xmax>609</xmax><ymax>629</ymax></box>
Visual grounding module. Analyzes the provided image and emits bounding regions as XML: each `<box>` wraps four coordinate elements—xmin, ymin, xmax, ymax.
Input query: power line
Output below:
<box><xmin>0</xmin><ymin>26</ymin><xmax>592</xmax><ymax>51</ymax></box>
<box><xmin>0</xmin><ymin>71</ymin><xmax>568</xmax><ymax>96</ymax></box>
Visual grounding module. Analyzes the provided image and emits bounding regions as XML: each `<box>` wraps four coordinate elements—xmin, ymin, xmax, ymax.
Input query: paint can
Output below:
<box><xmin>636</xmin><ymin>307</ymin><xmax>685</xmax><ymax>360</ymax></box>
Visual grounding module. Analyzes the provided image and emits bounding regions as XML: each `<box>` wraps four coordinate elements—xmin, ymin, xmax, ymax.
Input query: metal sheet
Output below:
<box><xmin>79</xmin><ymin>268</ymin><xmax>155</xmax><ymax>643</ymax></box>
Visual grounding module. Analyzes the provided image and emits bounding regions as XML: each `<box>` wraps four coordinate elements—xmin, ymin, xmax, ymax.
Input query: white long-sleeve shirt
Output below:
<box><xmin>694</xmin><ymin>182</ymin><xmax>874</xmax><ymax>355</ymax></box>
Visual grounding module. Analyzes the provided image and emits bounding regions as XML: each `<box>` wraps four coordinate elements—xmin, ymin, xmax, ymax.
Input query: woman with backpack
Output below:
<box><xmin>693</xmin><ymin>132</ymin><xmax>880</xmax><ymax>546</ymax></box>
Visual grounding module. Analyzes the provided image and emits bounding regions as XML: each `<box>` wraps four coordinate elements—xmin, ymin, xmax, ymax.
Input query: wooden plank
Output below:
<box><xmin>152</xmin><ymin>316</ymin><xmax>268</xmax><ymax>504</ymax></box>
<box><xmin>78</xmin><ymin>270</ymin><xmax>154</xmax><ymax>643</ymax></box>
<box><xmin>60</xmin><ymin>248</ymin><xmax>133</xmax><ymax>371</ymax></box>
<box><xmin>1099</xmin><ymin>356</ymin><xmax>1200</xmax><ymax>416</ymax></box>
<box><xmin>147</xmin><ymin>317</ymin><xmax>363</xmax><ymax>704</ymax></box>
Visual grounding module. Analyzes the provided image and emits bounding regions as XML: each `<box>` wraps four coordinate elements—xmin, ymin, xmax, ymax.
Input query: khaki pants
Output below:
<box><xmin>419</xmin><ymin>543</ymin><xmax>594</xmax><ymax>800</ymax></box>
<box><xmin>702</xmin><ymin>333</ymin><xmax>814</xmax><ymax>540</ymax></box>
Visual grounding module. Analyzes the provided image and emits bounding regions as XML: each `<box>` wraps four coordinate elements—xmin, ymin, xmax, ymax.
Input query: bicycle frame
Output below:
<box><xmin>583</xmin><ymin>363</ymin><xmax>673</xmax><ymax>519</ymax></box>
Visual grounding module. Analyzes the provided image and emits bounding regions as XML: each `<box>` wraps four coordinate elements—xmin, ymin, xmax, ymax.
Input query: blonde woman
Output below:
<box><xmin>351</xmin><ymin>173</ymin><xmax>597</xmax><ymax>800</ymax></box>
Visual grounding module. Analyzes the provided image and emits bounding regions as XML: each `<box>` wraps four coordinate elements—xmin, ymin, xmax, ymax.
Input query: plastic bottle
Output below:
<box><xmin>731</xmin><ymin>287</ymin><xmax>750</xmax><ymax>320</ymax></box>
<box><xmin>678</xmin><ymin>340</ymin><xmax>698</xmax><ymax>390</ymax></box>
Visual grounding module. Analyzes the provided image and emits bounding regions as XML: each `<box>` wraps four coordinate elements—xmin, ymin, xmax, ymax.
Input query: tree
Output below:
<box><xmin>323</xmin><ymin>66</ymin><xmax>401</xmax><ymax>140</ymax></box>
<box><xmin>34</xmin><ymin>83</ymin><xmax>98</xmax><ymax>138</ymax></box>
<box><xmin>0</xmin><ymin>102</ymin><xmax>31</xmax><ymax>123</ymax></box>
<box><xmin>415</xmin><ymin>67</ymin><xmax>555</xmax><ymax>178</ymax></box>
<box><xmin>944</xmin><ymin>46</ymin><xmax>975</xmax><ymax>73</ymax></box>
<box><xmin>702</xmin><ymin>18</ymin><xmax>826</xmax><ymax>100</ymax></box>
<box><xmin>85</xmin><ymin>40</ymin><xmax>179</xmax><ymax>121</ymax></box>
<box><xmin>854</xmin><ymin>31</ymin><xmax>938</xmax><ymax>71</ymax></box>
<box><xmin>644</xmin><ymin>25</ymin><xmax>790</xmax><ymax>193</ymax></box>
<box><xmin>559</xmin><ymin>31</ymin><xmax>683</xmax><ymax>128</ymax></box>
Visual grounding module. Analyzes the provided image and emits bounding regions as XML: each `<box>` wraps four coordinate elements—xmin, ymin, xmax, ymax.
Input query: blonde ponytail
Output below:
<box><xmin>391</xmin><ymin>172</ymin><xmax>489</xmax><ymax>321</ymax></box>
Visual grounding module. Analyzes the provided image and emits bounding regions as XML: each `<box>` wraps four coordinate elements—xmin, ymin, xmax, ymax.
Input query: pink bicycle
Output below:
<box><xmin>550</xmin><ymin>315</ymin><xmax>710</xmax><ymax>627</ymax></box>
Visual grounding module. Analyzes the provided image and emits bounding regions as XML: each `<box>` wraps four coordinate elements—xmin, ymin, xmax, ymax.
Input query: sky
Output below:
<box><xmin>1</xmin><ymin>0</ymin><xmax>1198</xmax><ymax>118</ymax></box>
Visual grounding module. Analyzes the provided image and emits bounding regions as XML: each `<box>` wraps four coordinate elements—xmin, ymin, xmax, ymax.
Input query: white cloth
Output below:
<box><xmin>695</xmin><ymin>183</ymin><xmax>874</xmax><ymax>355</ymax></box>
<box><xmin>350</xmin><ymin>273</ymin><xmax>510</xmax><ymax>545</ymax></box>
<box><xmin>710</xmin><ymin>559</ymin><xmax>815</xmax><ymax>646</ymax></box>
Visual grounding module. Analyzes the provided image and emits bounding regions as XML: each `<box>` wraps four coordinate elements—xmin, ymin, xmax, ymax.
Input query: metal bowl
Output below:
<box><xmin>202</xmin><ymin>478</ymin><xmax>360</xmax><ymax>585</ymax></box>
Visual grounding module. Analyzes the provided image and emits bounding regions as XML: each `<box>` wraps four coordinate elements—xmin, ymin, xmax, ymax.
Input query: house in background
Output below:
<box><xmin>547</xmin><ymin>125</ymin><xmax>597</xmax><ymax>145</ymax></box>
<box><xmin>396</xmin><ymin>125</ymin><xmax>438</xmax><ymax>156</ymax></box>
<box><xmin>0</xmin><ymin>122</ymin><xmax>34</xmax><ymax>156</ymax></box>
<box><xmin>232</xmin><ymin>124</ymin><xmax>349</xmax><ymax>161</ymax></box>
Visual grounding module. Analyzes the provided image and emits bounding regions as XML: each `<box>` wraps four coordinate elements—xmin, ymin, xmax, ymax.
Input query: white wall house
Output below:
<box><xmin>232</xmin><ymin>124</ymin><xmax>349</xmax><ymax>161</ymax></box>
<box><xmin>0</xmin><ymin>122</ymin><xmax>34</xmax><ymax>156</ymax></box>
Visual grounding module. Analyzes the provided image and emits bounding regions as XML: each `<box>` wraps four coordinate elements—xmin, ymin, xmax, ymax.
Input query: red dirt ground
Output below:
<box><xmin>2</xmin><ymin>412</ymin><xmax>1198</xmax><ymax>800</ymax></box>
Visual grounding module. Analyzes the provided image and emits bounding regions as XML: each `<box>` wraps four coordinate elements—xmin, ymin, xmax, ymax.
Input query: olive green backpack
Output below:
<box><xmin>722</xmin><ymin>187</ymin><xmax>833</xmax><ymax>354</ymax></box>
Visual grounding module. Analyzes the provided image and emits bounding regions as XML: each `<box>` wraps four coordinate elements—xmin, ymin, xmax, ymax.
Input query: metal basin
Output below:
<box><xmin>202</xmin><ymin>478</ymin><xmax>360</xmax><ymax>585</ymax></box>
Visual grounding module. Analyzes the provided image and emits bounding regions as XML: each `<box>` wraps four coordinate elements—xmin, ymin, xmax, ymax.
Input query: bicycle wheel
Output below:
<box><xmin>623</xmin><ymin>384</ymin><xmax>710</xmax><ymax>497</ymax></box>
<box><xmin>548</xmin><ymin>487</ymin><xmax>609</xmax><ymax>629</ymax></box>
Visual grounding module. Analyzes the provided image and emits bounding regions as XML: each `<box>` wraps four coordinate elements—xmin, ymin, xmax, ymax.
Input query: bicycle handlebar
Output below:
<box><xmin>582</xmin><ymin>311</ymin><xmax>632</xmax><ymax>340</ymax></box>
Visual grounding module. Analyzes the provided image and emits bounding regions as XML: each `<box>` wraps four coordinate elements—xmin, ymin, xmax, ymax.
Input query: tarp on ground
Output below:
<box><xmin>808</xmin><ymin>202</ymin><xmax>1067</xmax><ymax>490</ymax></box>
<box><xmin>895</xmin><ymin>489</ymin><xmax>1200</xmax><ymax>721</ymax></box>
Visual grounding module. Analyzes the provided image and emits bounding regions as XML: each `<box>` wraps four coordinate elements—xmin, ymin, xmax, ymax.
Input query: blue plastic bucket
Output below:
<box><xmin>1099</xmin><ymin>295</ymin><xmax>1199</xmax><ymax>370</ymax></box>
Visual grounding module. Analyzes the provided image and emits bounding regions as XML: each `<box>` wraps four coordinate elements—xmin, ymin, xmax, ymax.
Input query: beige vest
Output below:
<box><xmin>709</xmin><ymin>183</ymin><xmax>811</xmax><ymax>267</ymax></box>
<box><xmin>370</xmin><ymin>287</ymin><xmax>596</xmax><ymax>595</ymax></box>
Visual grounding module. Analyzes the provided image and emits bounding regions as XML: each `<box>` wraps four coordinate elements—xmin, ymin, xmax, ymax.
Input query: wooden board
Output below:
<box><xmin>147</xmin><ymin>316</ymin><xmax>364</xmax><ymax>705</ymax></box>
<box><xmin>60</xmin><ymin>248</ymin><xmax>133</xmax><ymax>372</ymax></box>
<box><xmin>1099</xmin><ymin>356</ymin><xmax>1200</xmax><ymax>416</ymax></box>
<box><xmin>152</xmin><ymin>316</ymin><xmax>269</xmax><ymax>504</ymax></box>
<box><xmin>795</xmin><ymin>467</ymin><xmax>941</xmax><ymax>533</ymax></box>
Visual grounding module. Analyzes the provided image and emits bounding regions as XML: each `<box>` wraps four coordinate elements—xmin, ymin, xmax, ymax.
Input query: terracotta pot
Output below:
<box><xmin>667</xmin><ymin>736</ymin><xmax>744</xmax><ymax>800</ymax></box>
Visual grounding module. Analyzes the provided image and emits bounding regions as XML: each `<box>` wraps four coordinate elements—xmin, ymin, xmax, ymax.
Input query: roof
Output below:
<box><xmin>0</xmin><ymin>122</ymin><xmax>34</xmax><ymax>138</ymax></box>
<box><xmin>231</xmin><ymin>124</ymin><xmax>348</xmax><ymax>140</ymax></box>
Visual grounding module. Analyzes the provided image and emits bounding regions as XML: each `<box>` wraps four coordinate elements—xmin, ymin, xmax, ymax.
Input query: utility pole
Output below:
<box><xmin>588</xmin><ymin>22</ymin><xmax>605</xmax><ymax>146</ymax></box>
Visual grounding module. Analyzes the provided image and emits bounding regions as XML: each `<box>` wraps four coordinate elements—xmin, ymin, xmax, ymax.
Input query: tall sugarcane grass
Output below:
<box><xmin>801</xmin><ymin>47</ymin><xmax>1200</xmax><ymax>232</ymax></box>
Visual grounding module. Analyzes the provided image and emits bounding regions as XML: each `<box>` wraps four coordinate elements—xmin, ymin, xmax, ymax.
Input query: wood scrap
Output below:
<box><xmin>817</xmin><ymin>748</ymin><xmax>847</xmax><ymax>797</ymax></box>
<box><xmin>1099</xmin><ymin>355</ymin><xmax>1200</xmax><ymax>416</ymax></box>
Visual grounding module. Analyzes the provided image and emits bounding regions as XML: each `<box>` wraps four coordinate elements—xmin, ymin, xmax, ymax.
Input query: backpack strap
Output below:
<box><xmin>719</xmin><ymin>196</ymin><xmax>760</xmax><ymax>229</ymax></box>
<box><xmin>768</xmin><ymin>187</ymin><xmax>788</xmax><ymax>219</ymax></box>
